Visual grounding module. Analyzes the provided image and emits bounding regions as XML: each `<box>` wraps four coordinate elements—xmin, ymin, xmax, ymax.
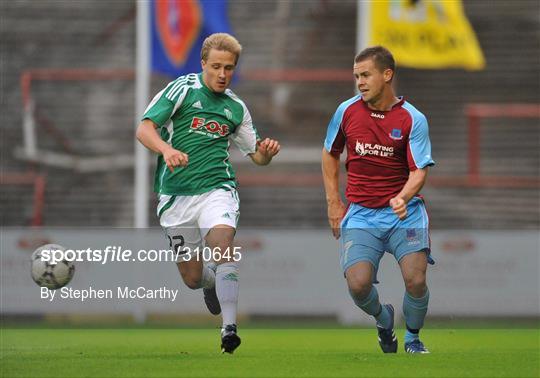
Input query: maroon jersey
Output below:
<box><xmin>324</xmin><ymin>96</ymin><xmax>434</xmax><ymax>208</ymax></box>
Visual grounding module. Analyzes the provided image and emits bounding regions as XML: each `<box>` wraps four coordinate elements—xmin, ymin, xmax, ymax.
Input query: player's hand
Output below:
<box><xmin>389</xmin><ymin>197</ymin><xmax>407</xmax><ymax>220</ymax></box>
<box><xmin>258</xmin><ymin>138</ymin><xmax>280</xmax><ymax>159</ymax></box>
<box><xmin>162</xmin><ymin>146</ymin><xmax>188</xmax><ymax>172</ymax></box>
<box><xmin>327</xmin><ymin>200</ymin><xmax>346</xmax><ymax>239</ymax></box>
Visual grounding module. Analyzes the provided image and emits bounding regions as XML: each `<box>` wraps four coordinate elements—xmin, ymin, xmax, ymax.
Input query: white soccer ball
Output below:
<box><xmin>31</xmin><ymin>244</ymin><xmax>75</xmax><ymax>290</ymax></box>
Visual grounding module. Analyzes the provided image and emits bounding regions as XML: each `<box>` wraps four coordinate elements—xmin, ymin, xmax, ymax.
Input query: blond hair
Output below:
<box><xmin>200</xmin><ymin>33</ymin><xmax>242</xmax><ymax>64</ymax></box>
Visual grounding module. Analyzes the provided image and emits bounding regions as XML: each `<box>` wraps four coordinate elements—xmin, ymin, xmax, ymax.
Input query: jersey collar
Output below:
<box><xmin>361</xmin><ymin>96</ymin><xmax>405</xmax><ymax>112</ymax></box>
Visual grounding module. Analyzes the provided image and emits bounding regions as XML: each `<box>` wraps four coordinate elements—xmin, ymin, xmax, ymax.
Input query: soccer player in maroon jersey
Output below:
<box><xmin>322</xmin><ymin>46</ymin><xmax>435</xmax><ymax>354</ymax></box>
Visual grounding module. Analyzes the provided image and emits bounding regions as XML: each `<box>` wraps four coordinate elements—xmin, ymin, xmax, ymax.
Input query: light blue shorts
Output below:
<box><xmin>339</xmin><ymin>197</ymin><xmax>434</xmax><ymax>276</ymax></box>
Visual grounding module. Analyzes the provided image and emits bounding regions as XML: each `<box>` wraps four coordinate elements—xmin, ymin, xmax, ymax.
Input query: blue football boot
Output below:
<box><xmin>404</xmin><ymin>339</ymin><xmax>430</xmax><ymax>354</ymax></box>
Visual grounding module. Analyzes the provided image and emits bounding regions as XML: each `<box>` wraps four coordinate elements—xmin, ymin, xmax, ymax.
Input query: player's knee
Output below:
<box><xmin>404</xmin><ymin>275</ymin><xmax>426</xmax><ymax>296</ymax></box>
<box><xmin>206</xmin><ymin>226</ymin><xmax>235</xmax><ymax>253</ymax></box>
<box><xmin>181</xmin><ymin>273</ymin><xmax>202</xmax><ymax>290</ymax></box>
<box><xmin>347</xmin><ymin>279</ymin><xmax>372</xmax><ymax>299</ymax></box>
<box><xmin>185</xmin><ymin>280</ymin><xmax>200</xmax><ymax>290</ymax></box>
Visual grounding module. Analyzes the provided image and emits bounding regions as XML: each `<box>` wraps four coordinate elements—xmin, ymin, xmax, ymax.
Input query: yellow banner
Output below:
<box><xmin>369</xmin><ymin>0</ymin><xmax>485</xmax><ymax>70</ymax></box>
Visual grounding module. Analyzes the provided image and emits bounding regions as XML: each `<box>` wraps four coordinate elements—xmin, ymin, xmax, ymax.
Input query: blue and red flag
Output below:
<box><xmin>151</xmin><ymin>0</ymin><xmax>232</xmax><ymax>78</ymax></box>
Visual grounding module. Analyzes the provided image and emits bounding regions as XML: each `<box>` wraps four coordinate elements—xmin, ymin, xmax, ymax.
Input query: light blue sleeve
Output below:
<box><xmin>403</xmin><ymin>102</ymin><xmax>435</xmax><ymax>169</ymax></box>
<box><xmin>323</xmin><ymin>95</ymin><xmax>361</xmax><ymax>152</ymax></box>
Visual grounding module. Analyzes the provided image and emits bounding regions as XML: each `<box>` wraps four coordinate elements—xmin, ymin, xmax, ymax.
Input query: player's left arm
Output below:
<box><xmin>249</xmin><ymin>138</ymin><xmax>280</xmax><ymax>166</ymax></box>
<box><xmin>390</xmin><ymin>110</ymin><xmax>435</xmax><ymax>220</ymax></box>
<box><xmin>390</xmin><ymin>168</ymin><xmax>428</xmax><ymax>220</ymax></box>
<box><xmin>229</xmin><ymin>101</ymin><xmax>280</xmax><ymax>165</ymax></box>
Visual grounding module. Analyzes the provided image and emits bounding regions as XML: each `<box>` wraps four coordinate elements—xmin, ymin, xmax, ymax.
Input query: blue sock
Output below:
<box><xmin>350</xmin><ymin>286</ymin><xmax>392</xmax><ymax>329</ymax></box>
<box><xmin>403</xmin><ymin>288</ymin><xmax>429</xmax><ymax>333</ymax></box>
<box><xmin>374</xmin><ymin>303</ymin><xmax>392</xmax><ymax>329</ymax></box>
<box><xmin>404</xmin><ymin>328</ymin><xmax>419</xmax><ymax>344</ymax></box>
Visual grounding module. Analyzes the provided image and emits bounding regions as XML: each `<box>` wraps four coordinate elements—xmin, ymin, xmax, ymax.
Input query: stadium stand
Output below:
<box><xmin>1</xmin><ymin>0</ymin><xmax>538</xmax><ymax>229</ymax></box>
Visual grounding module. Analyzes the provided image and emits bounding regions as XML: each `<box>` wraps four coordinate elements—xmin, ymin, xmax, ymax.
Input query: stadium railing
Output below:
<box><xmin>0</xmin><ymin>172</ymin><xmax>46</xmax><ymax>226</ymax></box>
<box><xmin>17</xmin><ymin>69</ymin><xmax>540</xmax><ymax>189</ymax></box>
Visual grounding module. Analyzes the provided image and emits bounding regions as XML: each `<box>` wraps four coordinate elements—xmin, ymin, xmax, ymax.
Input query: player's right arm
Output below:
<box><xmin>322</xmin><ymin>99</ymin><xmax>355</xmax><ymax>239</ymax></box>
<box><xmin>136</xmin><ymin>76</ymin><xmax>193</xmax><ymax>172</ymax></box>
<box><xmin>136</xmin><ymin>119</ymin><xmax>188</xmax><ymax>172</ymax></box>
<box><xmin>322</xmin><ymin>149</ymin><xmax>346</xmax><ymax>239</ymax></box>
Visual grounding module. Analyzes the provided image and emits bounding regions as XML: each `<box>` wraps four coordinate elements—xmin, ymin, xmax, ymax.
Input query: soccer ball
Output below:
<box><xmin>31</xmin><ymin>244</ymin><xmax>75</xmax><ymax>289</ymax></box>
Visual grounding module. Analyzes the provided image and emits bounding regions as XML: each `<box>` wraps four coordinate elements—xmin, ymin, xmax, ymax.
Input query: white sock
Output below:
<box><xmin>215</xmin><ymin>262</ymin><xmax>239</xmax><ymax>326</ymax></box>
<box><xmin>200</xmin><ymin>265</ymin><xmax>216</xmax><ymax>289</ymax></box>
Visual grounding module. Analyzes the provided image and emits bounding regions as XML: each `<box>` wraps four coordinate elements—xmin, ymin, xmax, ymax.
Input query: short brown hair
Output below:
<box><xmin>355</xmin><ymin>46</ymin><xmax>395</xmax><ymax>73</ymax></box>
<box><xmin>201</xmin><ymin>33</ymin><xmax>242</xmax><ymax>64</ymax></box>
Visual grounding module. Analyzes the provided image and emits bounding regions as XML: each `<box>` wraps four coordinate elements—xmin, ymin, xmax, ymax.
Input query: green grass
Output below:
<box><xmin>1</xmin><ymin>328</ymin><xmax>538</xmax><ymax>377</ymax></box>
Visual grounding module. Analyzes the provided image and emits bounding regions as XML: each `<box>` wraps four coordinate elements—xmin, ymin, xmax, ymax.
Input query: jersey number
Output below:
<box><xmin>167</xmin><ymin>234</ymin><xmax>187</xmax><ymax>255</ymax></box>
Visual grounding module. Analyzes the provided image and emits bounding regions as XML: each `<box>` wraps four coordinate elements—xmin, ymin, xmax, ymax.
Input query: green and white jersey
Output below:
<box><xmin>143</xmin><ymin>73</ymin><xmax>260</xmax><ymax>195</ymax></box>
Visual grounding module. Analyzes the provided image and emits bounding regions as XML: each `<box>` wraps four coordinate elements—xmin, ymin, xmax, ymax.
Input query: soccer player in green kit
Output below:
<box><xmin>136</xmin><ymin>33</ymin><xmax>280</xmax><ymax>354</ymax></box>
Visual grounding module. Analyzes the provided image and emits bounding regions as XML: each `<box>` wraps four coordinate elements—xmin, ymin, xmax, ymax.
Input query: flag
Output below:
<box><xmin>367</xmin><ymin>0</ymin><xmax>485</xmax><ymax>70</ymax></box>
<box><xmin>151</xmin><ymin>0</ymin><xmax>232</xmax><ymax>77</ymax></box>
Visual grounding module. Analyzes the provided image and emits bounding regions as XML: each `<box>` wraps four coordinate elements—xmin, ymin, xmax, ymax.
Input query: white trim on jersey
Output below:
<box><xmin>143</xmin><ymin>86</ymin><xmax>169</xmax><ymax>116</ymax></box>
<box><xmin>225</xmin><ymin>89</ymin><xmax>258</xmax><ymax>156</ymax></box>
<box><xmin>144</xmin><ymin>76</ymin><xmax>191</xmax><ymax>128</ymax></box>
<box><xmin>148</xmin><ymin>74</ymin><xmax>200</xmax><ymax>130</ymax></box>
<box><xmin>165</xmin><ymin>121</ymin><xmax>173</xmax><ymax>143</ymax></box>
<box><xmin>223</xmin><ymin>139</ymin><xmax>232</xmax><ymax>179</ymax></box>
<box><xmin>166</xmin><ymin>77</ymin><xmax>187</xmax><ymax>101</ymax></box>
<box><xmin>156</xmin><ymin>194</ymin><xmax>173</xmax><ymax>216</ymax></box>
<box><xmin>170</xmin><ymin>87</ymin><xmax>188</xmax><ymax>117</ymax></box>
<box><xmin>166</xmin><ymin>73</ymin><xmax>200</xmax><ymax>101</ymax></box>
<box><xmin>158</xmin><ymin>160</ymin><xmax>168</xmax><ymax>190</ymax></box>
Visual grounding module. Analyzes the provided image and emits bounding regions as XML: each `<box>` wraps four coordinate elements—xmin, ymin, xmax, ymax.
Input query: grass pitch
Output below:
<box><xmin>1</xmin><ymin>328</ymin><xmax>538</xmax><ymax>377</ymax></box>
